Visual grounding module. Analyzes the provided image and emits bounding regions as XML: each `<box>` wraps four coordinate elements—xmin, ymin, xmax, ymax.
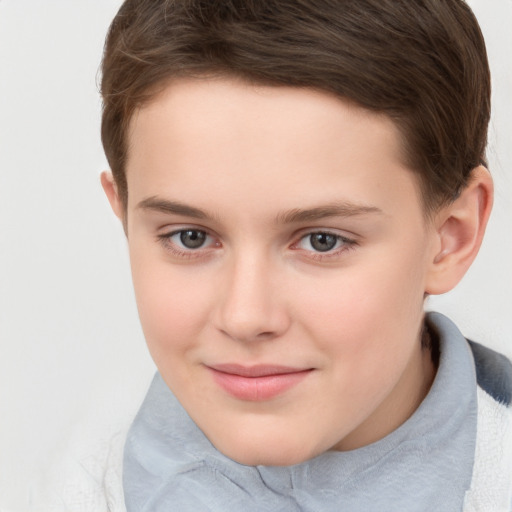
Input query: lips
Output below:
<box><xmin>207</xmin><ymin>364</ymin><xmax>313</xmax><ymax>401</ymax></box>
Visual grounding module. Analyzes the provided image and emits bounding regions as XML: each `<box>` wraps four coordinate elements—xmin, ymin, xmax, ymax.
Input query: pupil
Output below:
<box><xmin>180</xmin><ymin>230</ymin><xmax>206</xmax><ymax>249</ymax></box>
<box><xmin>310</xmin><ymin>233</ymin><xmax>337</xmax><ymax>252</ymax></box>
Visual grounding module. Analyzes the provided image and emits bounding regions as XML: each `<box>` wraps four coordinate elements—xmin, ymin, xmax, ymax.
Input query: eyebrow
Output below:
<box><xmin>137</xmin><ymin>196</ymin><xmax>383</xmax><ymax>223</ymax></box>
<box><xmin>276</xmin><ymin>203</ymin><xmax>383</xmax><ymax>223</ymax></box>
<box><xmin>137</xmin><ymin>196</ymin><xmax>212</xmax><ymax>220</ymax></box>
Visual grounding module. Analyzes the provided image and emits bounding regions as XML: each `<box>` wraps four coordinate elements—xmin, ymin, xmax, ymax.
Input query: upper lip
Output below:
<box><xmin>208</xmin><ymin>364</ymin><xmax>311</xmax><ymax>378</ymax></box>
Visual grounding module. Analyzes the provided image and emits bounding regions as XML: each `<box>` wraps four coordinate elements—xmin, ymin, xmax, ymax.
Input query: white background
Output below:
<box><xmin>0</xmin><ymin>0</ymin><xmax>510</xmax><ymax>509</ymax></box>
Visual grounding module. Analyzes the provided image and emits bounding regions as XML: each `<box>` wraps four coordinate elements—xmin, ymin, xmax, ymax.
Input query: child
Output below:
<box><xmin>53</xmin><ymin>0</ymin><xmax>512</xmax><ymax>510</ymax></box>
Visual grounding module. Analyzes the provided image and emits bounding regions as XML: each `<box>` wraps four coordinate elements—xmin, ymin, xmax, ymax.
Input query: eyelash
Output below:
<box><xmin>156</xmin><ymin>228</ymin><xmax>358</xmax><ymax>261</ymax></box>
<box><xmin>291</xmin><ymin>231</ymin><xmax>358</xmax><ymax>261</ymax></box>
<box><xmin>157</xmin><ymin>229</ymin><xmax>219</xmax><ymax>260</ymax></box>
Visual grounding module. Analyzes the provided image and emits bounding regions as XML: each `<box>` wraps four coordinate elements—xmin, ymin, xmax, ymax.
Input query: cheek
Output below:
<box><xmin>129</xmin><ymin>249</ymin><xmax>214</xmax><ymax>361</ymax></box>
<box><xmin>292</xmin><ymin>247</ymin><xmax>427</xmax><ymax>365</ymax></box>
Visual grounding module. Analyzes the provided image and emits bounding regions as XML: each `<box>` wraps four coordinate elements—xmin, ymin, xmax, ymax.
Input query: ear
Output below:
<box><xmin>100</xmin><ymin>171</ymin><xmax>124</xmax><ymax>220</ymax></box>
<box><xmin>425</xmin><ymin>166</ymin><xmax>493</xmax><ymax>295</ymax></box>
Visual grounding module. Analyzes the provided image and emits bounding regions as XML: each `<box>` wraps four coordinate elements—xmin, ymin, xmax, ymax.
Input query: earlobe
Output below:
<box><xmin>425</xmin><ymin>166</ymin><xmax>493</xmax><ymax>295</ymax></box>
<box><xmin>100</xmin><ymin>171</ymin><xmax>124</xmax><ymax>221</ymax></box>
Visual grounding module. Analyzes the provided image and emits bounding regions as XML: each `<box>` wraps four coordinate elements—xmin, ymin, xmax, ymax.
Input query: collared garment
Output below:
<box><xmin>29</xmin><ymin>313</ymin><xmax>512</xmax><ymax>511</ymax></box>
<box><xmin>123</xmin><ymin>313</ymin><xmax>512</xmax><ymax>512</ymax></box>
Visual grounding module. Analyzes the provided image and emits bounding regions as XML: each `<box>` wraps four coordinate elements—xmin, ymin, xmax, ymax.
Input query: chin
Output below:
<box><xmin>212</xmin><ymin>435</ymin><xmax>321</xmax><ymax>467</ymax></box>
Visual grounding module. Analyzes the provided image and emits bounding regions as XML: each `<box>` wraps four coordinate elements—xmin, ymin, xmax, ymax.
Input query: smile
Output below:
<box><xmin>207</xmin><ymin>364</ymin><xmax>314</xmax><ymax>401</ymax></box>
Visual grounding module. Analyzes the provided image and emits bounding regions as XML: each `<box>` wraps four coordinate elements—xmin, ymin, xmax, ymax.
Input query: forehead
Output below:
<box><xmin>125</xmin><ymin>77</ymin><xmax>423</xmax><ymax>221</ymax></box>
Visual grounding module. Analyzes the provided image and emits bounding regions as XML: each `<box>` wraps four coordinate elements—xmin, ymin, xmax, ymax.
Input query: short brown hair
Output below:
<box><xmin>100</xmin><ymin>0</ymin><xmax>490</xmax><ymax>212</ymax></box>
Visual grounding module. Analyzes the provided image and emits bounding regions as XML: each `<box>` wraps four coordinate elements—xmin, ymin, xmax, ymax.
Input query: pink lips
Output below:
<box><xmin>207</xmin><ymin>364</ymin><xmax>313</xmax><ymax>401</ymax></box>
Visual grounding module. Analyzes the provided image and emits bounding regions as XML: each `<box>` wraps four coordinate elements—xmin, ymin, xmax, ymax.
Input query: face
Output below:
<box><xmin>116</xmin><ymin>77</ymin><xmax>439</xmax><ymax>465</ymax></box>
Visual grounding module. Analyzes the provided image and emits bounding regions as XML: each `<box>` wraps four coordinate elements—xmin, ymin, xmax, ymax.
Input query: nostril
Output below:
<box><xmin>256</xmin><ymin>331</ymin><xmax>275</xmax><ymax>339</ymax></box>
<box><xmin>219</xmin><ymin>328</ymin><xmax>277</xmax><ymax>342</ymax></box>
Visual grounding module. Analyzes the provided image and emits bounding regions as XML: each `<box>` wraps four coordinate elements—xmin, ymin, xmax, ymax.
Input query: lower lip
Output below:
<box><xmin>208</xmin><ymin>368</ymin><xmax>312</xmax><ymax>401</ymax></box>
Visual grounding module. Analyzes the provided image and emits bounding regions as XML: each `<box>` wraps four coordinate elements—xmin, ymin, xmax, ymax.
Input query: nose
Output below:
<box><xmin>214</xmin><ymin>251</ymin><xmax>290</xmax><ymax>343</ymax></box>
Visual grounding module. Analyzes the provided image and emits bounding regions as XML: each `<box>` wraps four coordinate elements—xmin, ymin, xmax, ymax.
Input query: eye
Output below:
<box><xmin>306</xmin><ymin>233</ymin><xmax>339</xmax><ymax>252</ymax></box>
<box><xmin>176</xmin><ymin>229</ymin><xmax>207</xmax><ymax>249</ymax></box>
<box><xmin>294</xmin><ymin>231</ymin><xmax>356</xmax><ymax>255</ymax></box>
<box><xmin>157</xmin><ymin>228</ymin><xmax>219</xmax><ymax>257</ymax></box>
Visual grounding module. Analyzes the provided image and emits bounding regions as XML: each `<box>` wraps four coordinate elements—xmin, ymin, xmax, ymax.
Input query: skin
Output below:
<box><xmin>102</xmin><ymin>77</ymin><xmax>493</xmax><ymax>466</ymax></box>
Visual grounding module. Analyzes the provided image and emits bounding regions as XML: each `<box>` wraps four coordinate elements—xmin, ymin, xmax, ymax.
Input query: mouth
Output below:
<box><xmin>206</xmin><ymin>364</ymin><xmax>314</xmax><ymax>401</ymax></box>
